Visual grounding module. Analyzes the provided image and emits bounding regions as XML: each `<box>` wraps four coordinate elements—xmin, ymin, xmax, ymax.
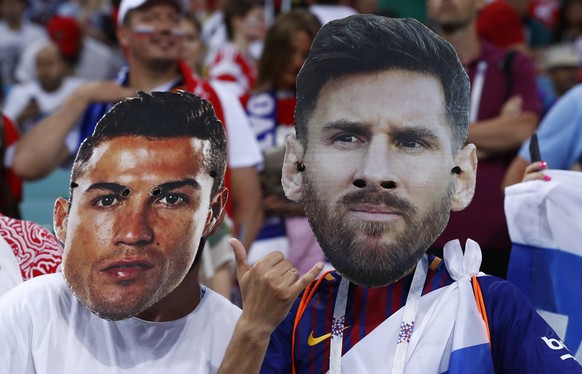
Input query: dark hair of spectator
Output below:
<box><xmin>256</xmin><ymin>9</ymin><xmax>321</xmax><ymax>91</ymax></box>
<box><xmin>224</xmin><ymin>0</ymin><xmax>262</xmax><ymax>40</ymax></box>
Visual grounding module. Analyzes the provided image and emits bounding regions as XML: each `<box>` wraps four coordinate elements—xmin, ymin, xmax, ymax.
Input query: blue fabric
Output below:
<box><xmin>442</xmin><ymin>343</ymin><xmax>494</xmax><ymax>374</ymax></box>
<box><xmin>519</xmin><ymin>84</ymin><xmax>582</xmax><ymax>167</ymax></box>
<box><xmin>508</xmin><ymin>243</ymin><xmax>582</xmax><ymax>360</ymax></box>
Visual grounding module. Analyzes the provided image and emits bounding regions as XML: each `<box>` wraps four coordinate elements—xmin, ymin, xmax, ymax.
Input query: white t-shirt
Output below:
<box><xmin>0</xmin><ymin>273</ymin><xmax>241</xmax><ymax>373</ymax></box>
<box><xmin>0</xmin><ymin>236</ymin><xmax>22</xmax><ymax>297</ymax></box>
<box><xmin>3</xmin><ymin>76</ymin><xmax>85</xmax><ymax>130</ymax></box>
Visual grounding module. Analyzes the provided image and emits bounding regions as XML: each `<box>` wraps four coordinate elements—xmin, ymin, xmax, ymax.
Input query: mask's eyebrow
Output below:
<box><xmin>392</xmin><ymin>126</ymin><xmax>439</xmax><ymax>140</ymax></box>
<box><xmin>320</xmin><ymin>120</ymin><xmax>372</xmax><ymax>136</ymax></box>
<box><xmin>85</xmin><ymin>182</ymin><xmax>131</xmax><ymax>195</ymax></box>
<box><xmin>150</xmin><ymin>178</ymin><xmax>200</xmax><ymax>196</ymax></box>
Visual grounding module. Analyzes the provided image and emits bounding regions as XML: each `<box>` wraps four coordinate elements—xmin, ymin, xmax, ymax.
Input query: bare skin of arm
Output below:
<box><xmin>503</xmin><ymin>156</ymin><xmax>530</xmax><ymax>188</ymax></box>
<box><xmin>229</xmin><ymin>167</ymin><xmax>264</xmax><ymax>249</ymax></box>
<box><xmin>209</xmin><ymin>262</ymin><xmax>233</xmax><ymax>299</ymax></box>
<box><xmin>11</xmin><ymin>81</ymin><xmax>135</xmax><ymax>180</ymax></box>
<box><xmin>467</xmin><ymin>112</ymin><xmax>538</xmax><ymax>160</ymax></box>
<box><xmin>466</xmin><ymin>96</ymin><xmax>538</xmax><ymax>159</ymax></box>
<box><xmin>218</xmin><ymin>239</ymin><xmax>323</xmax><ymax>374</ymax></box>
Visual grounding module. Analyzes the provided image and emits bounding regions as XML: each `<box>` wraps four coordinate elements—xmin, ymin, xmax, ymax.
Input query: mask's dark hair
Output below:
<box><xmin>295</xmin><ymin>15</ymin><xmax>470</xmax><ymax>154</ymax></box>
<box><xmin>71</xmin><ymin>91</ymin><xmax>227</xmax><ymax>199</ymax></box>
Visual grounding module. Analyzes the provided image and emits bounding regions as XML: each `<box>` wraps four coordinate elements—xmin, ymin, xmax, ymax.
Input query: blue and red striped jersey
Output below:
<box><xmin>261</xmin><ymin>254</ymin><xmax>582</xmax><ymax>373</ymax></box>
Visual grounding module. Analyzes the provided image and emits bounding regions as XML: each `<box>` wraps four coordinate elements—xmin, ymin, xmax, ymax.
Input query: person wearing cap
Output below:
<box><xmin>544</xmin><ymin>43</ymin><xmax>581</xmax><ymax>100</ymax></box>
<box><xmin>0</xmin><ymin>91</ymin><xmax>244</xmax><ymax>372</ymax></box>
<box><xmin>11</xmin><ymin>0</ymin><xmax>264</xmax><ymax>255</ymax></box>
<box><xmin>533</xmin><ymin>42</ymin><xmax>582</xmax><ymax>116</ymax></box>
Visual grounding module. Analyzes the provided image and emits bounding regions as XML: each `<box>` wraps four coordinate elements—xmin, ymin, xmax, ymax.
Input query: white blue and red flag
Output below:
<box><xmin>505</xmin><ymin>170</ymin><xmax>582</xmax><ymax>361</ymax></box>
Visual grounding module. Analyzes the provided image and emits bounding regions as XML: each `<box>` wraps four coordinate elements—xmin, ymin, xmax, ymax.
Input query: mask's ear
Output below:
<box><xmin>202</xmin><ymin>187</ymin><xmax>228</xmax><ymax>237</ymax></box>
<box><xmin>281</xmin><ymin>135</ymin><xmax>305</xmax><ymax>202</ymax></box>
<box><xmin>450</xmin><ymin>143</ymin><xmax>478</xmax><ymax>211</ymax></box>
<box><xmin>53</xmin><ymin>197</ymin><xmax>69</xmax><ymax>243</ymax></box>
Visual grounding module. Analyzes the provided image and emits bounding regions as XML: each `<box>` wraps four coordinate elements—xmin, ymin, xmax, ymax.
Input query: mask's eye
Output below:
<box><xmin>93</xmin><ymin>195</ymin><xmax>121</xmax><ymax>208</ymax></box>
<box><xmin>398</xmin><ymin>139</ymin><xmax>423</xmax><ymax>149</ymax></box>
<box><xmin>157</xmin><ymin>194</ymin><xmax>187</xmax><ymax>206</ymax></box>
<box><xmin>334</xmin><ymin>134</ymin><xmax>363</xmax><ymax>144</ymax></box>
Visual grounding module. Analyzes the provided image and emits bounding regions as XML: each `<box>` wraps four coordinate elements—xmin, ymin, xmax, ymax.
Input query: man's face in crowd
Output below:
<box><xmin>36</xmin><ymin>44</ymin><xmax>68</xmax><ymax>92</ymax></box>
<box><xmin>117</xmin><ymin>0</ymin><xmax>183</xmax><ymax>67</ymax></box>
<box><xmin>427</xmin><ymin>0</ymin><xmax>483</xmax><ymax>33</ymax></box>
<box><xmin>54</xmin><ymin>136</ymin><xmax>217</xmax><ymax>320</ymax></box>
<box><xmin>2</xmin><ymin>0</ymin><xmax>26</xmax><ymax>23</ymax></box>
<box><xmin>285</xmin><ymin>70</ymin><xmax>470</xmax><ymax>287</ymax></box>
<box><xmin>549</xmin><ymin>66</ymin><xmax>580</xmax><ymax>96</ymax></box>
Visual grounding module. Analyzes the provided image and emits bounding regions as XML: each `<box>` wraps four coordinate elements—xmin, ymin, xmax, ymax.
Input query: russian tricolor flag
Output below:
<box><xmin>505</xmin><ymin>170</ymin><xmax>582</xmax><ymax>361</ymax></box>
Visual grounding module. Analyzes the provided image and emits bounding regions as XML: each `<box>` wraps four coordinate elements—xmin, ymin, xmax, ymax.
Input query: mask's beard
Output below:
<box><xmin>302</xmin><ymin>176</ymin><xmax>454</xmax><ymax>287</ymax></box>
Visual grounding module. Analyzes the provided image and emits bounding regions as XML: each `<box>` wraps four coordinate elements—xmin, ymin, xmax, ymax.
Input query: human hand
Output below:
<box><xmin>229</xmin><ymin>238</ymin><xmax>323</xmax><ymax>334</ymax></box>
<box><xmin>16</xmin><ymin>98</ymin><xmax>41</xmax><ymax>126</ymax></box>
<box><xmin>500</xmin><ymin>96</ymin><xmax>523</xmax><ymax>118</ymax></box>
<box><xmin>523</xmin><ymin>161</ymin><xmax>551</xmax><ymax>182</ymax></box>
<box><xmin>501</xmin><ymin>95</ymin><xmax>523</xmax><ymax>118</ymax></box>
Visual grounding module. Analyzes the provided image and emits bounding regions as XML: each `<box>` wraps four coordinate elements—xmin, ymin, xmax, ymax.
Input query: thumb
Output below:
<box><xmin>229</xmin><ymin>238</ymin><xmax>250</xmax><ymax>280</ymax></box>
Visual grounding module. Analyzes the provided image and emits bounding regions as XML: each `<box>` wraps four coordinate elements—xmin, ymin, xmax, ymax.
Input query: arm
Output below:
<box><xmin>11</xmin><ymin>81</ymin><xmax>134</xmax><ymax>180</ymax></box>
<box><xmin>218</xmin><ymin>239</ymin><xmax>323</xmax><ymax>374</ymax></box>
<box><xmin>480</xmin><ymin>277</ymin><xmax>582</xmax><ymax>372</ymax></box>
<box><xmin>467</xmin><ymin>110</ymin><xmax>538</xmax><ymax>159</ymax></box>
<box><xmin>503</xmin><ymin>85</ymin><xmax>582</xmax><ymax>187</ymax></box>
<box><xmin>469</xmin><ymin>50</ymin><xmax>541</xmax><ymax>159</ymax></box>
<box><xmin>230</xmin><ymin>166</ymin><xmax>264</xmax><ymax>249</ymax></box>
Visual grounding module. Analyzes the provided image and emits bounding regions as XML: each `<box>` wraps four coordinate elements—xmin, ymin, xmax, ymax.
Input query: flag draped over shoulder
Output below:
<box><xmin>505</xmin><ymin>170</ymin><xmax>582</xmax><ymax>361</ymax></box>
<box><xmin>338</xmin><ymin>240</ymin><xmax>493</xmax><ymax>374</ymax></box>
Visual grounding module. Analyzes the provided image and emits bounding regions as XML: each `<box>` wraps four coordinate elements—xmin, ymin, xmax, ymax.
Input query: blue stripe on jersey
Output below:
<box><xmin>290</xmin><ymin>255</ymin><xmax>455</xmax><ymax>374</ymax></box>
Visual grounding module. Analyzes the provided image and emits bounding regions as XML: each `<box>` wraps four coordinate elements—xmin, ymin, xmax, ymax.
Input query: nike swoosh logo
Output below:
<box><xmin>307</xmin><ymin>326</ymin><xmax>350</xmax><ymax>346</ymax></box>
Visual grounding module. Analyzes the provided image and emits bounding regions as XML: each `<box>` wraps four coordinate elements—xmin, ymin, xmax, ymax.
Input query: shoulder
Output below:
<box><xmin>560</xmin><ymin>84</ymin><xmax>582</xmax><ymax>106</ymax></box>
<box><xmin>0</xmin><ymin>217</ymin><xmax>63</xmax><ymax>280</ymax></box>
<box><xmin>538</xmin><ymin>84</ymin><xmax>582</xmax><ymax>126</ymax></box>
<box><xmin>199</xmin><ymin>287</ymin><xmax>242</xmax><ymax>322</ymax></box>
<box><xmin>477</xmin><ymin>276</ymin><xmax>582</xmax><ymax>372</ymax></box>
<box><xmin>0</xmin><ymin>273</ymin><xmax>68</xmax><ymax>314</ymax></box>
<box><xmin>25</xmin><ymin>22</ymin><xmax>47</xmax><ymax>38</ymax></box>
